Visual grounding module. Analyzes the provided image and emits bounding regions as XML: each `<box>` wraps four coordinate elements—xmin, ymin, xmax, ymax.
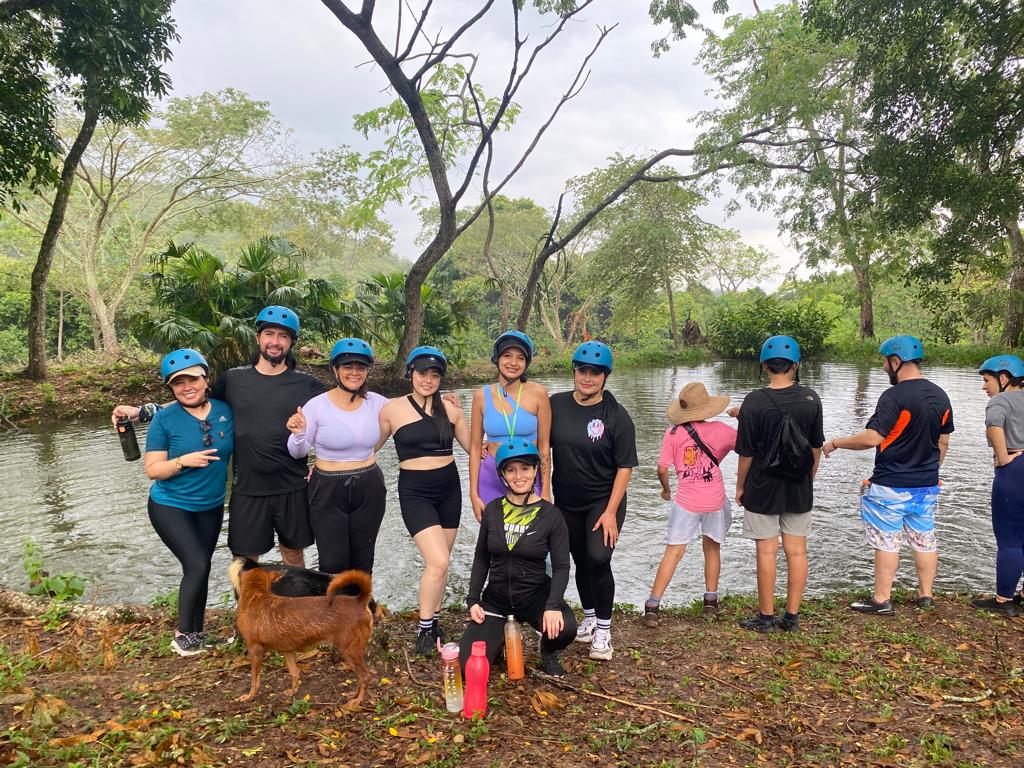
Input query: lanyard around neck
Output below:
<box><xmin>498</xmin><ymin>382</ymin><xmax>524</xmax><ymax>438</ymax></box>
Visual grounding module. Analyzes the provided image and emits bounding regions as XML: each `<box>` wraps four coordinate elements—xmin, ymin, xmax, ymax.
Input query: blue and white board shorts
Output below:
<box><xmin>860</xmin><ymin>483</ymin><xmax>939</xmax><ymax>553</ymax></box>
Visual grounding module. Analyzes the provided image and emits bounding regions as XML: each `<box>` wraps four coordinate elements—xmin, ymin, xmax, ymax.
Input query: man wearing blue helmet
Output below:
<box><xmin>113</xmin><ymin>306</ymin><xmax>328</xmax><ymax>568</ymax></box>
<box><xmin>972</xmin><ymin>355</ymin><xmax>1024</xmax><ymax>615</ymax></box>
<box><xmin>735</xmin><ymin>335</ymin><xmax>824</xmax><ymax>633</ymax></box>
<box><xmin>823</xmin><ymin>335</ymin><xmax>954</xmax><ymax>615</ymax></box>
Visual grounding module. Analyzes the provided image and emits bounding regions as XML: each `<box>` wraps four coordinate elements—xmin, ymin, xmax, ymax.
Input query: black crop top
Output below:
<box><xmin>393</xmin><ymin>395</ymin><xmax>454</xmax><ymax>462</ymax></box>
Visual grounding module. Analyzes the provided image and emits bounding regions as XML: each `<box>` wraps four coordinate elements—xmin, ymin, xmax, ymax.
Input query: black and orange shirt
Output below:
<box><xmin>866</xmin><ymin>379</ymin><xmax>954</xmax><ymax>488</ymax></box>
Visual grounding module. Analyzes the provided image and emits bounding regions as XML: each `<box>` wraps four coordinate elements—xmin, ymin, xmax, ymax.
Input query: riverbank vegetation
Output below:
<box><xmin>1</xmin><ymin>584</ymin><xmax>1021</xmax><ymax>767</ymax></box>
<box><xmin>2</xmin><ymin>2</ymin><xmax>1022</xmax><ymax>384</ymax></box>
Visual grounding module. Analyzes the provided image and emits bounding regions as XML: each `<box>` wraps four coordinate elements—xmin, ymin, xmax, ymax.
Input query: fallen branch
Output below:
<box><xmin>402</xmin><ymin>647</ymin><xmax>428</xmax><ymax>687</ymax></box>
<box><xmin>941</xmin><ymin>689</ymin><xmax>993</xmax><ymax>703</ymax></box>
<box><xmin>529</xmin><ymin>669</ymin><xmax>693</xmax><ymax>722</ymax></box>
<box><xmin>0</xmin><ymin>586</ymin><xmax>158</xmax><ymax>624</ymax></box>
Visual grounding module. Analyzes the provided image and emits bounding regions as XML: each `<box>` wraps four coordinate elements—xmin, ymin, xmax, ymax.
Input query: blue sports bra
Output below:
<box><xmin>482</xmin><ymin>384</ymin><xmax>539</xmax><ymax>443</ymax></box>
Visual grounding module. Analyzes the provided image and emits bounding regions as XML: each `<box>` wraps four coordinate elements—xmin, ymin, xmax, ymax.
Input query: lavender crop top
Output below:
<box><xmin>287</xmin><ymin>391</ymin><xmax>388</xmax><ymax>462</ymax></box>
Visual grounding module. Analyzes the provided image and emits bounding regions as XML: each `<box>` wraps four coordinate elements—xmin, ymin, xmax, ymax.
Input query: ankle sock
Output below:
<box><xmin>759</xmin><ymin>612</ymin><xmax>775</xmax><ymax>622</ymax></box>
<box><xmin>418</xmin><ymin>618</ymin><xmax>433</xmax><ymax>634</ymax></box>
<box><xmin>595</xmin><ymin>618</ymin><xmax>611</xmax><ymax>632</ymax></box>
<box><xmin>583</xmin><ymin>608</ymin><xmax>596</xmax><ymax>621</ymax></box>
<box><xmin>783</xmin><ymin>611</ymin><xmax>798</xmax><ymax>622</ymax></box>
<box><xmin>704</xmin><ymin>591</ymin><xmax>718</xmax><ymax>601</ymax></box>
<box><xmin>645</xmin><ymin>595</ymin><xmax>661</xmax><ymax>609</ymax></box>
<box><xmin>432</xmin><ymin>612</ymin><xmax>440</xmax><ymax>627</ymax></box>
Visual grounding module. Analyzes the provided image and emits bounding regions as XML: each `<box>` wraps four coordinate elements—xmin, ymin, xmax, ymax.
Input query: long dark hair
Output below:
<box><xmin>429</xmin><ymin>391</ymin><xmax>453</xmax><ymax>445</ymax></box>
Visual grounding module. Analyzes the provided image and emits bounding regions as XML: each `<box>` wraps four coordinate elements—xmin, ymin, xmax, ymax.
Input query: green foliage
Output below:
<box><xmin>133</xmin><ymin>236</ymin><xmax>362</xmax><ymax>371</ymax></box>
<box><xmin>22</xmin><ymin>540</ymin><xmax>86</xmax><ymax>602</ymax></box>
<box><xmin>707</xmin><ymin>294</ymin><xmax>835</xmax><ymax>359</ymax></box>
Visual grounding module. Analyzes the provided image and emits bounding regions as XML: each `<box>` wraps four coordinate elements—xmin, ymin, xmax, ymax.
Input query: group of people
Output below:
<box><xmin>113</xmin><ymin>307</ymin><xmax>1024</xmax><ymax>677</ymax></box>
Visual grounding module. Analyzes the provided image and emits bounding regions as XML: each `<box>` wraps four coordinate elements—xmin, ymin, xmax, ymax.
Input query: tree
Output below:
<box><xmin>6</xmin><ymin>90</ymin><xmax>296</xmax><ymax>353</ymax></box>
<box><xmin>807</xmin><ymin>0</ymin><xmax>1024</xmax><ymax>346</ymax></box>
<box><xmin>699</xmin><ymin>229</ymin><xmax>777</xmax><ymax>294</ymax></box>
<box><xmin>134</xmin><ymin>237</ymin><xmax>361</xmax><ymax>373</ymax></box>
<box><xmin>3</xmin><ymin>0</ymin><xmax>177</xmax><ymax>379</ymax></box>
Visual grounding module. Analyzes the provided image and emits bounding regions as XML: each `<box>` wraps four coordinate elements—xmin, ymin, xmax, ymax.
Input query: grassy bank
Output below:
<box><xmin>0</xmin><ymin>589</ymin><xmax>1021</xmax><ymax>767</ymax></box>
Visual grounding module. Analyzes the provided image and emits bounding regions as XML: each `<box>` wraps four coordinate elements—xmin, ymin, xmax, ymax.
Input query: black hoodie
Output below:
<box><xmin>466</xmin><ymin>497</ymin><xmax>570</xmax><ymax>613</ymax></box>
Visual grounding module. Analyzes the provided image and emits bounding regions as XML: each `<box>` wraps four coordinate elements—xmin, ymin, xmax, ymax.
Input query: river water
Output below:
<box><xmin>0</xmin><ymin>362</ymin><xmax>995</xmax><ymax>610</ymax></box>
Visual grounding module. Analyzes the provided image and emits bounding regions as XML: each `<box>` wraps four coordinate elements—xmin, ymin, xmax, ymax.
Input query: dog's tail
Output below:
<box><xmin>326</xmin><ymin>569</ymin><xmax>372</xmax><ymax>606</ymax></box>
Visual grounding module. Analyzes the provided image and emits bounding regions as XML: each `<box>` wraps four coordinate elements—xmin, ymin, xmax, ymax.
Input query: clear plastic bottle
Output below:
<box><xmin>504</xmin><ymin>615</ymin><xmax>524</xmax><ymax>680</ymax></box>
<box><xmin>439</xmin><ymin>642</ymin><xmax>463</xmax><ymax>713</ymax></box>
<box><xmin>463</xmin><ymin>640</ymin><xmax>490</xmax><ymax>719</ymax></box>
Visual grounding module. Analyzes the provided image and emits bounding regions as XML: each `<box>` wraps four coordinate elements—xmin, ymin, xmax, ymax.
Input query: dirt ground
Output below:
<box><xmin>1</xmin><ymin>592</ymin><xmax>1022</xmax><ymax>767</ymax></box>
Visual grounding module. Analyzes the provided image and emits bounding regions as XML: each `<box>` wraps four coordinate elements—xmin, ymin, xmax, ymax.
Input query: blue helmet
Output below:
<box><xmin>879</xmin><ymin>335</ymin><xmax>924</xmax><ymax>361</ymax></box>
<box><xmin>255</xmin><ymin>305</ymin><xmax>300</xmax><ymax>338</ymax></box>
<box><xmin>495</xmin><ymin>439</ymin><xmax>541</xmax><ymax>472</ymax></box>
<box><xmin>491</xmin><ymin>330</ymin><xmax>535</xmax><ymax>366</ymax></box>
<box><xmin>405</xmin><ymin>345</ymin><xmax>447</xmax><ymax>378</ymax></box>
<box><xmin>572</xmin><ymin>340</ymin><xmax>613</xmax><ymax>373</ymax></box>
<box><xmin>759</xmin><ymin>335</ymin><xmax>800</xmax><ymax>364</ymax></box>
<box><xmin>330</xmin><ymin>337</ymin><xmax>374</xmax><ymax>367</ymax></box>
<box><xmin>160</xmin><ymin>348</ymin><xmax>209</xmax><ymax>384</ymax></box>
<box><xmin>979</xmin><ymin>354</ymin><xmax>1024</xmax><ymax>379</ymax></box>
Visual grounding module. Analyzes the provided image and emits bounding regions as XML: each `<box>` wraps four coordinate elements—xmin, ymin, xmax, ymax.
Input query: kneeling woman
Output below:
<box><xmin>377</xmin><ymin>347</ymin><xmax>470</xmax><ymax>654</ymax></box>
<box><xmin>287</xmin><ymin>338</ymin><xmax>388</xmax><ymax>574</ymax></box>
<box><xmin>460</xmin><ymin>440</ymin><xmax>577</xmax><ymax>677</ymax></box>
<box><xmin>143</xmin><ymin>349</ymin><xmax>234</xmax><ymax>657</ymax></box>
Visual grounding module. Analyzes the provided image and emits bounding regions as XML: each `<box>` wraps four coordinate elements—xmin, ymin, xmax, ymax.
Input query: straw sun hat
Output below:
<box><xmin>666</xmin><ymin>382</ymin><xmax>730</xmax><ymax>425</ymax></box>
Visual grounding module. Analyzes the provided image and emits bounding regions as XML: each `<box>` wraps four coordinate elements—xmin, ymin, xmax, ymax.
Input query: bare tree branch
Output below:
<box><xmin>411</xmin><ymin>0</ymin><xmax>497</xmax><ymax>83</ymax></box>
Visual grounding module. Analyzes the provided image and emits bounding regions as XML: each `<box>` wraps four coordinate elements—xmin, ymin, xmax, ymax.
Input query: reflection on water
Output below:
<box><xmin>0</xmin><ymin>362</ymin><xmax>996</xmax><ymax>609</ymax></box>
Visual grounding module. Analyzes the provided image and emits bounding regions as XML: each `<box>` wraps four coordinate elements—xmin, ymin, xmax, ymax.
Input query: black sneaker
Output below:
<box><xmin>431</xmin><ymin>619</ymin><xmax>447</xmax><ymax>644</ymax></box>
<box><xmin>738</xmin><ymin>614</ymin><xmax>776</xmax><ymax>633</ymax></box>
<box><xmin>414</xmin><ymin>629</ymin><xmax>436</xmax><ymax>656</ymax></box>
<box><xmin>539</xmin><ymin>652</ymin><xmax>566</xmax><ymax>677</ymax></box>
<box><xmin>643</xmin><ymin>604</ymin><xmax>660</xmax><ymax>628</ymax></box>
<box><xmin>850</xmin><ymin>598</ymin><xmax>894</xmax><ymax>616</ymax></box>
<box><xmin>776</xmin><ymin>614</ymin><xmax>800</xmax><ymax>632</ymax></box>
<box><xmin>916</xmin><ymin>596</ymin><xmax>936</xmax><ymax>611</ymax></box>
<box><xmin>170</xmin><ymin>632</ymin><xmax>204</xmax><ymax>657</ymax></box>
<box><xmin>971</xmin><ymin>597</ymin><xmax>1019</xmax><ymax>617</ymax></box>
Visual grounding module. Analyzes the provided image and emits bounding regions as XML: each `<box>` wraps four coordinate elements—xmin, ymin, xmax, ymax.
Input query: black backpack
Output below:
<box><xmin>761</xmin><ymin>388</ymin><xmax>815</xmax><ymax>481</ymax></box>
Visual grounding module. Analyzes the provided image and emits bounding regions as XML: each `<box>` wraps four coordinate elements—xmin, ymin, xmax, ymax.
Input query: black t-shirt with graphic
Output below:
<box><xmin>866</xmin><ymin>378</ymin><xmax>954</xmax><ymax>488</ymax></box>
<box><xmin>736</xmin><ymin>384</ymin><xmax>824</xmax><ymax>515</ymax></box>
<box><xmin>549</xmin><ymin>390</ymin><xmax>639</xmax><ymax>511</ymax></box>
<box><xmin>210</xmin><ymin>366</ymin><xmax>328</xmax><ymax>496</ymax></box>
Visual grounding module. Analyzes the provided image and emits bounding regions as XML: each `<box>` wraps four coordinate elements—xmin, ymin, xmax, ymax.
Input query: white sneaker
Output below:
<box><xmin>589</xmin><ymin>628</ymin><xmax>612</xmax><ymax>660</ymax></box>
<box><xmin>575</xmin><ymin>616</ymin><xmax>597</xmax><ymax>643</ymax></box>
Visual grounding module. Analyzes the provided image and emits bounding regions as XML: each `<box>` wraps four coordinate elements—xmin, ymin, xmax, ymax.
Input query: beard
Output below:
<box><xmin>260</xmin><ymin>347</ymin><xmax>288</xmax><ymax>366</ymax></box>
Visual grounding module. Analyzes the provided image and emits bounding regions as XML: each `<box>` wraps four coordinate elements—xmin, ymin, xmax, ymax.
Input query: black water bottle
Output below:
<box><xmin>116</xmin><ymin>416</ymin><xmax>141</xmax><ymax>462</ymax></box>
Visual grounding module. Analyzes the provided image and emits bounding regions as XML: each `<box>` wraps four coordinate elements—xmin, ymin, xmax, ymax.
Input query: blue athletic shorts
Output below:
<box><xmin>860</xmin><ymin>482</ymin><xmax>939</xmax><ymax>553</ymax></box>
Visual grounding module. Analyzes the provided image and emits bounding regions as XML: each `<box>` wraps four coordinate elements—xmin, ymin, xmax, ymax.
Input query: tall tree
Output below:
<box><xmin>807</xmin><ymin>0</ymin><xmax>1024</xmax><ymax>346</ymax></box>
<box><xmin>4</xmin><ymin>0</ymin><xmax>177</xmax><ymax>379</ymax></box>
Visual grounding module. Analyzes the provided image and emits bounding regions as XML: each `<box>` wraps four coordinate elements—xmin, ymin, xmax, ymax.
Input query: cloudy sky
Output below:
<box><xmin>163</xmin><ymin>0</ymin><xmax>797</xmax><ymax>278</ymax></box>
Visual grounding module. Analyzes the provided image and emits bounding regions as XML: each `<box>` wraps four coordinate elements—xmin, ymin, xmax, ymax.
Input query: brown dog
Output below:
<box><xmin>230</xmin><ymin>560</ymin><xmax>374</xmax><ymax>709</ymax></box>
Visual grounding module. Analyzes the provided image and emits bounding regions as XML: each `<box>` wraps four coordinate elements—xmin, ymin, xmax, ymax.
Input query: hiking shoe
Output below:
<box><xmin>971</xmin><ymin>597</ymin><xmax>1019</xmax><ymax>617</ymax></box>
<box><xmin>1014</xmin><ymin>592</ymin><xmax>1024</xmax><ymax>606</ymax></box>
<box><xmin>539</xmin><ymin>652</ymin><xmax>566</xmax><ymax>677</ymax></box>
<box><xmin>738</xmin><ymin>614</ymin><xmax>776</xmax><ymax>634</ymax></box>
<box><xmin>413</xmin><ymin>629</ymin><xmax>436</xmax><ymax>656</ymax></box>
<box><xmin>575</xmin><ymin>616</ymin><xmax>597</xmax><ymax>643</ymax></box>
<box><xmin>776</xmin><ymin>614</ymin><xmax>800</xmax><ymax>632</ymax></box>
<box><xmin>703</xmin><ymin>596</ymin><xmax>719</xmax><ymax>618</ymax></box>
<box><xmin>643</xmin><ymin>604</ymin><xmax>660</xmax><ymax>628</ymax></box>
<box><xmin>916</xmin><ymin>596</ymin><xmax>936</xmax><ymax>611</ymax></box>
<box><xmin>850</xmin><ymin>598</ymin><xmax>894</xmax><ymax>616</ymax></box>
<box><xmin>589</xmin><ymin>628</ymin><xmax>613</xmax><ymax>660</ymax></box>
<box><xmin>170</xmin><ymin>632</ymin><xmax>204</xmax><ymax>657</ymax></box>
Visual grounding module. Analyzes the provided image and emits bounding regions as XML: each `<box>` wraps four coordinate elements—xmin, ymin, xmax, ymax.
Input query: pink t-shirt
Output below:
<box><xmin>658</xmin><ymin>420</ymin><xmax>737</xmax><ymax>512</ymax></box>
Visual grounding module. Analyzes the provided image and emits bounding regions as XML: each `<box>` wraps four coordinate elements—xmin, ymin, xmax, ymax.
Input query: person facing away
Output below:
<box><xmin>823</xmin><ymin>335</ymin><xmax>953</xmax><ymax>615</ymax></box>
<box><xmin>735</xmin><ymin>335</ymin><xmax>824</xmax><ymax>633</ymax></box>
<box><xmin>644</xmin><ymin>382</ymin><xmax>737</xmax><ymax>628</ymax></box>
<box><xmin>114</xmin><ymin>306</ymin><xmax>328</xmax><ymax>568</ymax></box>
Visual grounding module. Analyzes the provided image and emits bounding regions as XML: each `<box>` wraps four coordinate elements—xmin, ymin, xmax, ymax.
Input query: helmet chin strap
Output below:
<box><xmin>886</xmin><ymin>356</ymin><xmax>903</xmax><ymax>386</ymax></box>
<box><xmin>338</xmin><ymin>380</ymin><xmax>362</xmax><ymax>402</ymax></box>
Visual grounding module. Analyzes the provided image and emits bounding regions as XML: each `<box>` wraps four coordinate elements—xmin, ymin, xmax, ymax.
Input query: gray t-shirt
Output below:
<box><xmin>985</xmin><ymin>390</ymin><xmax>1024</xmax><ymax>451</ymax></box>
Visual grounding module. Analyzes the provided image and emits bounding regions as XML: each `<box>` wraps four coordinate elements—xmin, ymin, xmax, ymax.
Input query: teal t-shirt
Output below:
<box><xmin>145</xmin><ymin>399</ymin><xmax>234</xmax><ymax>511</ymax></box>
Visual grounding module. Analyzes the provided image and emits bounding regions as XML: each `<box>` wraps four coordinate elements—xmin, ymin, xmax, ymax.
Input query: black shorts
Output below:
<box><xmin>227</xmin><ymin>488</ymin><xmax>314</xmax><ymax>556</ymax></box>
<box><xmin>398</xmin><ymin>462</ymin><xmax>462</xmax><ymax>537</ymax></box>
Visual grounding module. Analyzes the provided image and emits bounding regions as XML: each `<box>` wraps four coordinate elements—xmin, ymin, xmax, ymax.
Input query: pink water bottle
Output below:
<box><xmin>462</xmin><ymin>640</ymin><xmax>490</xmax><ymax>719</ymax></box>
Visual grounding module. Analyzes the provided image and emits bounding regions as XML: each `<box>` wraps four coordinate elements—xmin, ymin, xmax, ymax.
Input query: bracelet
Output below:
<box><xmin>174</xmin><ymin>458</ymin><xmax>183</xmax><ymax>472</ymax></box>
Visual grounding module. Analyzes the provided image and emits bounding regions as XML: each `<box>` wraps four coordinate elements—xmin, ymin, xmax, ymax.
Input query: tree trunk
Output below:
<box><xmin>665</xmin><ymin>275</ymin><xmax>679</xmax><ymax>351</ymax></box>
<box><xmin>851</xmin><ymin>256</ymin><xmax>875</xmax><ymax>340</ymax></box>
<box><xmin>26</xmin><ymin>97</ymin><xmax>100</xmax><ymax>380</ymax></box>
<box><xmin>480</xmin><ymin>196</ymin><xmax>510</xmax><ymax>328</ymax></box>
<box><xmin>56</xmin><ymin>285</ymin><xmax>64</xmax><ymax>361</ymax></box>
<box><xmin>1001</xmin><ymin>217</ymin><xmax>1024</xmax><ymax>347</ymax></box>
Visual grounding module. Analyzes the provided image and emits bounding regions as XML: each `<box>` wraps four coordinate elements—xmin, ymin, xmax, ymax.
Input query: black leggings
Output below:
<box><xmin>458</xmin><ymin>582</ymin><xmax>577</xmax><ymax>669</ymax></box>
<box><xmin>308</xmin><ymin>465</ymin><xmax>387</xmax><ymax>574</ymax></box>
<box><xmin>561</xmin><ymin>496</ymin><xmax>627</xmax><ymax>621</ymax></box>
<box><xmin>147</xmin><ymin>498</ymin><xmax>224</xmax><ymax>634</ymax></box>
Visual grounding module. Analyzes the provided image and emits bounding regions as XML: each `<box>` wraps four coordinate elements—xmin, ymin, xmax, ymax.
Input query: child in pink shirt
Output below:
<box><xmin>644</xmin><ymin>382</ymin><xmax>737</xmax><ymax>627</ymax></box>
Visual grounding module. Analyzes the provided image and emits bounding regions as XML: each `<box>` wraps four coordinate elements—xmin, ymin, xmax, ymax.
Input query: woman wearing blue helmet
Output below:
<box><xmin>377</xmin><ymin>346</ymin><xmax>471</xmax><ymax>654</ymax></box>
<box><xmin>143</xmin><ymin>349</ymin><xmax>234</xmax><ymax>656</ymax></box>
<box><xmin>549</xmin><ymin>340</ymin><xmax>638</xmax><ymax>661</ymax></box>
<box><xmin>286</xmin><ymin>338</ymin><xmax>388</xmax><ymax>575</ymax></box>
<box><xmin>972</xmin><ymin>354</ymin><xmax>1024</xmax><ymax>615</ymax></box>
<box><xmin>469</xmin><ymin>330</ymin><xmax>552</xmax><ymax>521</ymax></box>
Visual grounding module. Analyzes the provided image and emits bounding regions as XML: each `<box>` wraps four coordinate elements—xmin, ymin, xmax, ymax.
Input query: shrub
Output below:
<box><xmin>707</xmin><ymin>295</ymin><xmax>835</xmax><ymax>359</ymax></box>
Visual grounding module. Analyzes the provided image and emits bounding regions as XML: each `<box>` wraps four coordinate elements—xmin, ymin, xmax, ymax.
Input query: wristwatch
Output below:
<box><xmin>174</xmin><ymin>458</ymin><xmax>183</xmax><ymax>471</ymax></box>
